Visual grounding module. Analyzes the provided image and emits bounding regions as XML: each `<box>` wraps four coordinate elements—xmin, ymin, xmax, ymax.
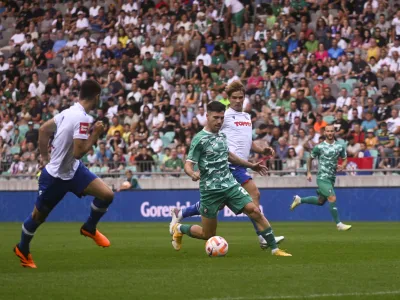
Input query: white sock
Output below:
<box><xmin>337</xmin><ymin>222</ymin><xmax>343</xmax><ymax>227</ymax></box>
<box><xmin>271</xmin><ymin>248</ymin><xmax>279</xmax><ymax>254</ymax></box>
<box><xmin>177</xmin><ymin>224</ymin><xmax>182</xmax><ymax>233</ymax></box>
<box><xmin>178</xmin><ymin>209</ymin><xmax>183</xmax><ymax>219</ymax></box>
<box><xmin>258</xmin><ymin>235</ymin><xmax>266</xmax><ymax>243</ymax></box>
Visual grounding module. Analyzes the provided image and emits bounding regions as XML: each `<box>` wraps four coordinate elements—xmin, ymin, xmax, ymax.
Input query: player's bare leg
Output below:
<box><xmin>171</xmin><ymin>217</ymin><xmax>217</xmax><ymax>251</ymax></box>
<box><xmin>243</xmin><ymin>202</ymin><xmax>291</xmax><ymax>256</ymax></box>
<box><xmin>327</xmin><ymin>195</ymin><xmax>352</xmax><ymax>231</ymax></box>
<box><xmin>242</xmin><ymin>180</ymin><xmax>284</xmax><ymax>248</ymax></box>
<box><xmin>80</xmin><ymin>178</ymin><xmax>114</xmax><ymax>247</ymax></box>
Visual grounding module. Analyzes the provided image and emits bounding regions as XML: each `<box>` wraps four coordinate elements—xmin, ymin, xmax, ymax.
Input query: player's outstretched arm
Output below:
<box><xmin>39</xmin><ymin>119</ymin><xmax>57</xmax><ymax>165</ymax></box>
<box><xmin>337</xmin><ymin>157</ymin><xmax>348</xmax><ymax>172</ymax></box>
<box><xmin>228</xmin><ymin>152</ymin><xmax>268</xmax><ymax>176</ymax></box>
<box><xmin>306</xmin><ymin>157</ymin><xmax>314</xmax><ymax>182</ymax></box>
<box><xmin>251</xmin><ymin>142</ymin><xmax>275</xmax><ymax>157</ymax></box>
<box><xmin>73</xmin><ymin>121</ymin><xmax>104</xmax><ymax>159</ymax></box>
<box><xmin>184</xmin><ymin>161</ymin><xmax>200</xmax><ymax>181</ymax></box>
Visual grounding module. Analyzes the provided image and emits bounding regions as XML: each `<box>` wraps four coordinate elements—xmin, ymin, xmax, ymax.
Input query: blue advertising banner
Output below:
<box><xmin>1</xmin><ymin>188</ymin><xmax>400</xmax><ymax>222</ymax></box>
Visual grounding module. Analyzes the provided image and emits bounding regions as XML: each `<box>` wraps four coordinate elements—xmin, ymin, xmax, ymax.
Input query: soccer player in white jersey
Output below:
<box><xmin>170</xmin><ymin>81</ymin><xmax>284</xmax><ymax>248</ymax></box>
<box><xmin>14</xmin><ymin>80</ymin><xmax>114</xmax><ymax>268</ymax></box>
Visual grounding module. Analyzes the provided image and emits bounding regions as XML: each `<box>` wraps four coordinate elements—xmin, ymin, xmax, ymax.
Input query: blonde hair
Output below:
<box><xmin>225</xmin><ymin>80</ymin><xmax>245</xmax><ymax>98</ymax></box>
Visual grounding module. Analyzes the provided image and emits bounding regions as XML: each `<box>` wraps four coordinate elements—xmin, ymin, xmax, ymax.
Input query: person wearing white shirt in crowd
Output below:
<box><xmin>115</xmin><ymin>11</ymin><xmax>131</xmax><ymax>28</ymax></box>
<box><xmin>126</xmin><ymin>82</ymin><xmax>142</xmax><ymax>104</ymax></box>
<box><xmin>106</xmin><ymin>98</ymin><xmax>119</xmax><ymax>120</ymax></box>
<box><xmin>128</xmin><ymin>10</ymin><xmax>139</xmax><ymax>27</ymax></box>
<box><xmin>28</xmin><ymin>72</ymin><xmax>46</xmax><ymax>97</ymax></box>
<box><xmin>157</xmin><ymin>15</ymin><xmax>171</xmax><ymax>34</ymax></box>
<box><xmin>227</xmin><ymin>69</ymin><xmax>240</xmax><ymax>85</ymax></box>
<box><xmin>195</xmin><ymin>106</ymin><xmax>207</xmax><ymax>126</ymax></box>
<box><xmin>0</xmin><ymin>114</ymin><xmax>14</xmax><ymax>142</ymax></box>
<box><xmin>151</xmin><ymin>107</ymin><xmax>165</xmax><ymax>131</ymax></box>
<box><xmin>140</xmin><ymin>38</ymin><xmax>155</xmax><ymax>57</ymax></box>
<box><xmin>8</xmin><ymin>154</ymin><xmax>25</xmax><ymax>175</ymax></box>
<box><xmin>170</xmin><ymin>85</ymin><xmax>185</xmax><ymax>106</ymax></box>
<box><xmin>386</xmin><ymin>109</ymin><xmax>400</xmax><ymax>137</ymax></box>
<box><xmin>389</xmin><ymin>51</ymin><xmax>400</xmax><ymax>72</ymax></box>
<box><xmin>0</xmin><ymin>56</ymin><xmax>9</xmax><ymax>75</ymax></box>
<box><xmin>75</xmin><ymin>11</ymin><xmax>89</xmax><ymax>33</ymax></box>
<box><xmin>21</xmin><ymin>34</ymin><xmax>34</xmax><ymax>53</ymax></box>
<box><xmin>149</xmin><ymin>130</ymin><xmax>163</xmax><ymax>154</ymax></box>
<box><xmin>347</xmin><ymin>98</ymin><xmax>363</xmax><ymax>121</ymax></box>
<box><xmin>74</xmin><ymin>66</ymin><xmax>87</xmax><ymax>84</ymax></box>
<box><xmin>0</xmin><ymin>27</ymin><xmax>25</xmax><ymax>51</ymax></box>
<box><xmin>195</xmin><ymin>47</ymin><xmax>212</xmax><ymax>66</ymax></box>
<box><xmin>254</xmin><ymin>23</ymin><xmax>267</xmax><ymax>41</ymax></box>
<box><xmin>286</xmin><ymin>102</ymin><xmax>301</xmax><ymax>124</ymax></box>
<box><xmin>104</xmin><ymin>29</ymin><xmax>118</xmax><ymax>49</ymax></box>
<box><xmin>388</xmin><ymin>38</ymin><xmax>400</xmax><ymax>57</ymax></box>
<box><xmin>122</xmin><ymin>0</ymin><xmax>138</xmax><ymax>13</ymax></box>
<box><xmin>77</xmin><ymin>31</ymin><xmax>95</xmax><ymax>49</ymax></box>
<box><xmin>392</xmin><ymin>10</ymin><xmax>400</xmax><ymax>38</ymax></box>
<box><xmin>89</xmin><ymin>0</ymin><xmax>101</xmax><ymax>17</ymax></box>
<box><xmin>335</xmin><ymin>88</ymin><xmax>351</xmax><ymax>111</ymax></box>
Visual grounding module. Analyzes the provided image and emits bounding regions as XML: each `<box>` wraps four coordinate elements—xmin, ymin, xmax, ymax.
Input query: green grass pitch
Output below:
<box><xmin>1</xmin><ymin>222</ymin><xmax>400</xmax><ymax>300</ymax></box>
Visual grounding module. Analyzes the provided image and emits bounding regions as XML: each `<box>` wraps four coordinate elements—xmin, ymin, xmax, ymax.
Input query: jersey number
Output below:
<box><xmin>238</xmin><ymin>186</ymin><xmax>249</xmax><ymax>196</ymax></box>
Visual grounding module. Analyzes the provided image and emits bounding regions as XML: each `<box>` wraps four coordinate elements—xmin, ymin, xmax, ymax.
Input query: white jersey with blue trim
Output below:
<box><xmin>220</xmin><ymin>107</ymin><xmax>253</xmax><ymax>161</ymax></box>
<box><xmin>46</xmin><ymin>102</ymin><xmax>93</xmax><ymax>180</ymax></box>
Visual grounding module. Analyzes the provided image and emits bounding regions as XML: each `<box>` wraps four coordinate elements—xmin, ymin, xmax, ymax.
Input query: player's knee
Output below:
<box><xmin>328</xmin><ymin>196</ymin><xmax>336</xmax><ymax>203</ymax></box>
<box><xmin>247</xmin><ymin>205</ymin><xmax>262</xmax><ymax>220</ymax></box>
<box><xmin>101</xmin><ymin>189</ymin><xmax>114</xmax><ymax>203</ymax></box>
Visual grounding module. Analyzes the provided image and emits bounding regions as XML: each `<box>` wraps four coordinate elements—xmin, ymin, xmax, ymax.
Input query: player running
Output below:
<box><xmin>170</xmin><ymin>81</ymin><xmax>284</xmax><ymax>248</ymax></box>
<box><xmin>290</xmin><ymin>124</ymin><xmax>352</xmax><ymax>231</ymax></box>
<box><xmin>14</xmin><ymin>80</ymin><xmax>114</xmax><ymax>268</ymax></box>
<box><xmin>171</xmin><ymin>101</ymin><xmax>291</xmax><ymax>256</ymax></box>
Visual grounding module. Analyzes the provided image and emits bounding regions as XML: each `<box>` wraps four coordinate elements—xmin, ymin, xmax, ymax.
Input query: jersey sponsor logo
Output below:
<box><xmin>234</xmin><ymin>121</ymin><xmax>252</xmax><ymax>127</ymax></box>
<box><xmin>79</xmin><ymin>122</ymin><xmax>89</xmax><ymax>134</ymax></box>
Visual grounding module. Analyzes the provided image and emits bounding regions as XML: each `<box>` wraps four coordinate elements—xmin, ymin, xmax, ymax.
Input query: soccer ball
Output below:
<box><xmin>205</xmin><ymin>236</ymin><xmax>228</xmax><ymax>257</ymax></box>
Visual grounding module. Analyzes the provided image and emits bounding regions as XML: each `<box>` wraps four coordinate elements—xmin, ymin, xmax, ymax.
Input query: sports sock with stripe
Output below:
<box><xmin>329</xmin><ymin>202</ymin><xmax>340</xmax><ymax>224</ymax></box>
<box><xmin>18</xmin><ymin>215</ymin><xmax>40</xmax><ymax>256</ymax></box>
<box><xmin>259</xmin><ymin>227</ymin><xmax>277</xmax><ymax>250</ymax></box>
<box><xmin>83</xmin><ymin>198</ymin><xmax>112</xmax><ymax>234</ymax></box>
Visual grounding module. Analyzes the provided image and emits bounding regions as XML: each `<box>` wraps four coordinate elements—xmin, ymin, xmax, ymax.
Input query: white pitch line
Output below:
<box><xmin>199</xmin><ymin>290</ymin><xmax>400</xmax><ymax>300</ymax></box>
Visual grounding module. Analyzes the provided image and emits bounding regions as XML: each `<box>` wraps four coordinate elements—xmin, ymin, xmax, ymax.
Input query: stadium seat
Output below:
<box><xmin>339</xmin><ymin>83</ymin><xmax>352</xmax><ymax>93</ymax></box>
<box><xmin>273</xmin><ymin>116</ymin><xmax>279</xmax><ymax>126</ymax></box>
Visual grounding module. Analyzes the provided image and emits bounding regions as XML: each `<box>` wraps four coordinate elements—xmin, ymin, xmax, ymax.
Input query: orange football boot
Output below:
<box><xmin>13</xmin><ymin>245</ymin><xmax>37</xmax><ymax>268</ymax></box>
<box><xmin>80</xmin><ymin>228</ymin><xmax>110</xmax><ymax>247</ymax></box>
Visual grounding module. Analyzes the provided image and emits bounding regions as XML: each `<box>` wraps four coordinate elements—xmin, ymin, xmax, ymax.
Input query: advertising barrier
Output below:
<box><xmin>0</xmin><ymin>188</ymin><xmax>400</xmax><ymax>222</ymax></box>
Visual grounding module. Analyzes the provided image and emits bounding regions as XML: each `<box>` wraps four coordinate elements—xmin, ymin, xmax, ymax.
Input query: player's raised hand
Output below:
<box><xmin>263</xmin><ymin>146</ymin><xmax>275</xmax><ymax>158</ymax></box>
<box><xmin>336</xmin><ymin>164</ymin><xmax>345</xmax><ymax>172</ymax></box>
<box><xmin>251</xmin><ymin>161</ymin><xmax>268</xmax><ymax>176</ymax></box>
<box><xmin>92</xmin><ymin>121</ymin><xmax>105</xmax><ymax>136</ymax></box>
<box><xmin>191</xmin><ymin>171</ymin><xmax>200</xmax><ymax>181</ymax></box>
<box><xmin>306</xmin><ymin>172</ymin><xmax>312</xmax><ymax>182</ymax></box>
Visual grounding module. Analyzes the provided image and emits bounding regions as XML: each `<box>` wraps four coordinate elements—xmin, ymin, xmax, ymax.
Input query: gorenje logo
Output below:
<box><xmin>141</xmin><ymin>201</ymin><xmax>201</xmax><ymax>218</ymax></box>
<box><xmin>140</xmin><ymin>201</ymin><xmax>264</xmax><ymax>218</ymax></box>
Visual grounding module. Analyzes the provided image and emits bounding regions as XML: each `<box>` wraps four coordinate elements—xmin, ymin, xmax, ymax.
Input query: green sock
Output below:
<box><xmin>329</xmin><ymin>202</ymin><xmax>340</xmax><ymax>224</ymax></box>
<box><xmin>259</xmin><ymin>227</ymin><xmax>277</xmax><ymax>250</ymax></box>
<box><xmin>301</xmin><ymin>196</ymin><xmax>320</xmax><ymax>205</ymax></box>
<box><xmin>179</xmin><ymin>224</ymin><xmax>193</xmax><ymax>237</ymax></box>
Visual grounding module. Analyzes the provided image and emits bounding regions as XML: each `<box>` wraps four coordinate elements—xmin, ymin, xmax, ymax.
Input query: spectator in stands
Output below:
<box><xmin>161</xmin><ymin>148</ymin><xmax>184</xmax><ymax>177</ymax></box>
<box><xmin>135</xmin><ymin>146</ymin><xmax>154</xmax><ymax>176</ymax></box>
<box><xmin>8</xmin><ymin>154</ymin><xmax>24</xmax><ymax>175</ymax></box>
<box><xmin>118</xmin><ymin>170</ymin><xmax>141</xmax><ymax>191</ymax></box>
<box><xmin>377</xmin><ymin>122</ymin><xmax>395</xmax><ymax>158</ymax></box>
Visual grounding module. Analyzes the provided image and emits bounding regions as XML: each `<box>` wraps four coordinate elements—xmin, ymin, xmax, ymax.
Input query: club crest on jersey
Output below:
<box><xmin>79</xmin><ymin>122</ymin><xmax>89</xmax><ymax>134</ymax></box>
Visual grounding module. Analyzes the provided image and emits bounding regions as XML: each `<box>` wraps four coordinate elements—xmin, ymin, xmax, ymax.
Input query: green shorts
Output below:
<box><xmin>232</xmin><ymin>9</ymin><xmax>244</xmax><ymax>28</ymax></box>
<box><xmin>316</xmin><ymin>179</ymin><xmax>335</xmax><ymax>199</ymax></box>
<box><xmin>199</xmin><ymin>184</ymin><xmax>252</xmax><ymax>219</ymax></box>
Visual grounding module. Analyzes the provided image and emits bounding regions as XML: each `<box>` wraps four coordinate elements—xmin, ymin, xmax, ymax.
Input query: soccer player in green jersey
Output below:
<box><xmin>290</xmin><ymin>125</ymin><xmax>352</xmax><ymax>231</ymax></box>
<box><xmin>171</xmin><ymin>101</ymin><xmax>292</xmax><ymax>256</ymax></box>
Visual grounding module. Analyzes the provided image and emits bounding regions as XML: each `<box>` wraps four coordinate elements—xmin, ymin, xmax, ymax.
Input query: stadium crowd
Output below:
<box><xmin>0</xmin><ymin>0</ymin><xmax>400</xmax><ymax>178</ymax></box>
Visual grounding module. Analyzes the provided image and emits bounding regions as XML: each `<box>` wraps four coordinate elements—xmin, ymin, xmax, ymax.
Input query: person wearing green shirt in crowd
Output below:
<box><xmin>305</xmin><ymin>33</ymin><xmax>319</xmax><ymax>53</ymax></box>
<box><xmin>171</xmin><ymin>101</ymin><xmax>291</xmax><ymax>256</ymax></box>
<box><xmin>118</xmin><ymin>170</ymin><xmax>141</xmax><ymax>191</ymax></box>
<box><xmin>271</xmin><ymin>0</ymin><xmax>282</xmax><ymax>17</ymax></box>
<box><xmin>290</xmin><ymin>125</ymin><xmax>352</xmax><ymax>231</ymax></box>
<box><xmin>211</xmin><ymin>46</ymin><xmax>227</xmax><ymax>72</ymax></box>
<box><xmin>218</xmin><ymin>91</ymin><xmax>230</xmax><ymax>108</ymax></box>
<box><xmin>142</xmin><ymin>52</ymin><xmax>157</xmax><ymax>78</ymax></box>
<box><xmin>162</xmin><ymin>149</ymin><xmax>184</xmax><ymax>177</ymax></box>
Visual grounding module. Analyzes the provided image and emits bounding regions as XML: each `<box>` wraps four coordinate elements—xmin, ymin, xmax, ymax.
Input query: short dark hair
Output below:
<box><xmin>207</xmin><ymin>101</ymin><xmax>226</xmax><ymax>113</ymax></box>
<box><xmin>80</xmin><ymin>79</ymin><xmax>101</xmax><ymax>101</ymax></box>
